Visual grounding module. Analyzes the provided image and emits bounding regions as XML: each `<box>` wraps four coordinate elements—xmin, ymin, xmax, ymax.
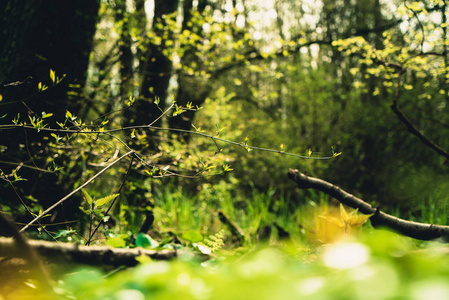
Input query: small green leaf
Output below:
<box><xmin>135</xmin><ymin>233</ymin><xmax>160</xmax><ymax>248</ymax></box>
<box><xmin>42</xmin><ymin>112</ymin><xmax>53</xmax><ymax>119</ymax></box>
<box><xmin>79</xmin><ymin>206</ymin><xmax>90</xmax><ymax>215</ymax></box>
<box><xmin>95</xmin><ymin>194</ymin><xmax>119</xmax><ymax>207</ymax></box>
<box><xmin>54</xmin><ymin>229</ymin><xmax>76</xmax><ymax>239</ymax></box>
<box><xmin>333</xmin><ymin>152</ymin><xmax>342</xmax><ymax>157</ymax></box>
<box><xmin>182</xmin><ymin>230</ymin><xmax>203</xmax><ymax>243</ymax></box>
<box><xmin>81</xmin><ymin>189</ymin><xmax>93</xmax><ymax>205</ymax></box>
<box><xmin>223</xmin><ymin>163</ymin><xmax>233</xmax><ymax>172</ymax></box>
<box><xmin>51</xmin><ymin>133</ymin><xmax>61</xmax><ymax>142</ymax></box>
<box><xmin>107</xmin><ymin>234</ymin><xmax>127</xmax><ymax>248</ymax></box>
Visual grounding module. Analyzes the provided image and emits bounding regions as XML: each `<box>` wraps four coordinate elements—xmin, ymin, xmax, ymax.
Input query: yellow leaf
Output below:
<box><xmin>340</xmin><ymin>203</ymin><xmax>349</xmax><ymax>222</ymax></box>
<box><xmin>42</xmin><ymin>112</ymin><xmax>53</xmax><ymax>119</ymax></box>
<box><xmin>346</xmin><ymin>214</ymin><xmax>373</xmax><ymax>228</ymax></box>
<box><xmin>50</xmin><ymin>69</ymin><xmax>55</xmax><ymax>84</ymax></box>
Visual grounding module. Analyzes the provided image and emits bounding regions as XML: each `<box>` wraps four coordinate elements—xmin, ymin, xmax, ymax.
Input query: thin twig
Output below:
<box><xmin>19</xmin><ymin>150</ymin><xmax>135</xmax><ymax>233</ymax></box>
<box><xmin>0</xmin><ymin>124</ymin><xmax>338</xmax><ymax>160</ymax></box>
<box><xmin>86</xmin><ymin>155</ymin><xmax>135</xmax><ymax>245</ymax></box>
<box><xmin>1</xmin><ymin>168</ymin><xmax>56</xmax><ymax>240</ymax></box>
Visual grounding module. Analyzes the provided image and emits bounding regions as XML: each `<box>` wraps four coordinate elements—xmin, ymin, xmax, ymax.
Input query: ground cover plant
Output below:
<box><xmin>2</xmin><ymin>0</ymin><xmax>449</xmax><ymax>299</ymax></box>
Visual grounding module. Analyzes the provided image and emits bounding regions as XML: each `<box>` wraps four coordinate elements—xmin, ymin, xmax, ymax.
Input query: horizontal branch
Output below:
<box><xmin>287</xmin><ymin>169</ymin><xmax>449</xmax><ymax>241</ymax></box>
<box><xmin>0</xmin><ymin>124</ymin><xmax>337</xmax><ymax>160</ymax></box>
<box><xmin>0</xmin><ymin>237</ymin><xmax>176</xmax><ymax>267</ymax></box>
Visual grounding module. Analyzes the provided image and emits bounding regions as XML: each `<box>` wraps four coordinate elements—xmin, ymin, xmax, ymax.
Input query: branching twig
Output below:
<box><xmin>387</xmin><ymin>52</ymin><xmax>449</xmax><ymax>161</ymax></box>
<box><xmin>19</xmin><ymin>150</ymin><xmax>135</xmax><ymax>233</ymax></box>
<box><xmin>0</xmin><ymin>124</ymin><xmax>338</xmax><ymax>160</ymax></box>
<box><xmin>86</xmin><ymin>155</ymin><xmax>135</xmax><ymax>245</ymax></box>
<box><xmin>1</xmin><ymin>168</ymin><xmax>56</xmax><ymax>240</ymax></box>
<box><xmin>391</xmin><ymin>101</ymin><xmax>449</xmax><ymax>160</ymax></box>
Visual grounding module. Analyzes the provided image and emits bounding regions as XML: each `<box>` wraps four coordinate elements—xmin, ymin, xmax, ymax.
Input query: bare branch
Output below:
<box><xmin>390</xmin><ymin>102</ymin><xmax>449</xmax><ymax>160</ymax></box>
<box><xmin>19</xmin><ymin>150</ymin><xmax>135</xmax><ymax>233</ymax></box>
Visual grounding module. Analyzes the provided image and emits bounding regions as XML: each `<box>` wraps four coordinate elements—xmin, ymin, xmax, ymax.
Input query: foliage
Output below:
<box><xmin>3</xmin><ymin>0</ymin><xmax>449</xmax><ymax>298</ymax></box>
<box><xmin>37</xmin><ymin>230</ymin><xmax>449</xmax><ymax>299</ymax></box>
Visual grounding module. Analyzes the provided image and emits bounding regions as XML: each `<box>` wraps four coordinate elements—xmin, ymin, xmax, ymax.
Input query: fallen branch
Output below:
<box><xmin>288</xmin><ymin>168</ymin><xmax>449</xmax><ymax>241</ymax></box>
<box><xmin>0</xmin><ymin>237</ymin><xmax>177</xmax><ymax>267</ymax></box>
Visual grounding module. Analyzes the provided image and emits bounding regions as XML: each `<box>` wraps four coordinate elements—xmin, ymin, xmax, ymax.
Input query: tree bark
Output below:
<box><xmin>169</xmin><ymin>0</ymin><xmax>210</xmax><ymax>136</ymax></box>
<box><xmin>0</xmin><ymin>0</ymin><xmax>100</xmax><ymax>221</ymax></box>
<box><xmin>0</xmin><ymin>237</ymin><xmax>177</xmax><ymax>267</ymax></box>
<box><xmin>288</xmin><ymin>168</ymin><xmax>449</xmax><ymax>241</ymax></box>
<box><xmin>125</xmin><ymin>0</ymin><xmax>179</xmax><ymax>134</ymax></box>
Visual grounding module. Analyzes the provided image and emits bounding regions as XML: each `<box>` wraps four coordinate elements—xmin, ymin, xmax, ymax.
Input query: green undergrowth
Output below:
<box><xmin>10</xmin><ymin>187</ymin><xmax>449</xmax><ymax>300</ymax></box>
<box><xmin>150</xmin><ymin>183</ymin><xmax>314</xmax><ymax>247</ymax></box>
<box><xmin>54</xmin><ymin>230</ymin><xmax>449</xmax><ymax>299</ymax></box>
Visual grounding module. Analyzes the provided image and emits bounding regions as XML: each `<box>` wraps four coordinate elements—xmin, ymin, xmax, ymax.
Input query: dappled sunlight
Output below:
<box><xmin>322</xmin><ymin>242</ymin><xmax>369</xmax><ymax>269</ymax></box>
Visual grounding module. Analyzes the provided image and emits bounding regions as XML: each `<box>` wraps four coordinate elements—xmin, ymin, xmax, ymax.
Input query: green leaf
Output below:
<box><xmin>51</xmin><ymin>133</ymin><xmax>61</xmax><ymax>142</ymax></box>
<box><xmin>182</xmin><ymin>230</ymin><xmax>203</xmax><ymax>243</ymax></box>
<box><xmin>95</xmin><ymin>193</ymin><xmax>119</xmax><ymax>207</ymax></box>
<box><xmin>54</xmin><ymin>229</ymin><xmax>76</xmax><ymax>239</ymax></box>
<box><xmin>106</xmin><ymin>235</ymin><xmax>127</xmax><ymax>248</ymax></box>
<box><xmin>42</xmin><ymin>112</ymin><xmax>53</xmax><ymax>119</ymax></box>
<box><xmin>78</xmin><ymin>206</ymin><xmax>90</xmax><ymax>215</ymax></box>
<box><xmin>223</xmin><ymin>163</ymin><xmax>233</xmax><ymax>172</ymax></box>
<box><xmin>81</xmin><ymin>189</ymin><xmax>93</xmax><ymax>205</ymax></box>
<box><xmin>135</xmin><ymin>233</ymin><xmax>160</xmax><ymax>249</ymax></box>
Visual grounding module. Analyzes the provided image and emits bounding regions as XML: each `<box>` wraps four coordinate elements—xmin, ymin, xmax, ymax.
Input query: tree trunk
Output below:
<box><xmin>0</xmin><ymin>0</ymin><xmax>99</xmax><ymax>220</ymax></box>
<box><xmin>125</xmin><ymin>0</ymin><xmax>179</xmax><ymax>134</ymax></box>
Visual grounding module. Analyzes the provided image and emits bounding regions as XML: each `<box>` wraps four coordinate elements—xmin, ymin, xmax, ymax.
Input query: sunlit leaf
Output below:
<box><xmin>95</xmin><ymin>194</ymin><xmax>119</xmax><ymax>207</ymax></box>
<box><xmin>81</xmin><ymin>189</ymin><xmax>93</xmax><ymax>205</ymax></box>
<box><xmin>136</xmin><ymin>233</ymin><xmax>160</xmax><ymax>249</ymax></box>
<box><xmin>50</xmin><ymin>69</ymin><xmax>55</xmax><ymax>84</ymax></box>
<box><xmin>182</xmin><ymin>230</ymin><xmax>203</xmax><ymax>243</ymax></box>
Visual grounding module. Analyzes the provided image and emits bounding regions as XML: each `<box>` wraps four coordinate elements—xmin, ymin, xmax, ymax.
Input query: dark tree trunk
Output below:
<box><xmin>169</xmin><ymin>0</ymin><xmax>210</xmax><ymax>137</ymax></box>
<box><xmin>124</xmin><ymin>0</ymin><xmax>179</xmax><ymax>134</ymax></box>
<box><xmin>115</xmin><ymin>0</ymin><xmax>135</xmax><ymax>103</ymax></box>
<box><xmin>0</xmin><ymin>0</ymin><xmax>99</xmax><ymax>221</ymax></box>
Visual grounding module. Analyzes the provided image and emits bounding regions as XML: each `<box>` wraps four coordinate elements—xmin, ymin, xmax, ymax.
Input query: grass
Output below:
<box><xmin>54</xmin><ymin>229</ymin><xmax>449</xmax><ymax>300</ymax></box>
<box><xmin>151</xmin><ymin>184</ymin><xmax>325</xmax><ymax>247</ymax></box>
<box><xmin>9</xmin><ymin>184</ymin><xmax>449</xmax><ymax>299</ymax></box>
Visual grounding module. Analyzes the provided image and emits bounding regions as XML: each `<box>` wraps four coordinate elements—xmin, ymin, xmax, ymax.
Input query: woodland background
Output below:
<box><xmin>1</xmin><ymin>0</ymin><xmax>449</xmax><ymax>267</ymax></box>
<box><xmin>2</xmin><ymin>0</ymin><xmax>449</xmax><ymax>298</ymax></box>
